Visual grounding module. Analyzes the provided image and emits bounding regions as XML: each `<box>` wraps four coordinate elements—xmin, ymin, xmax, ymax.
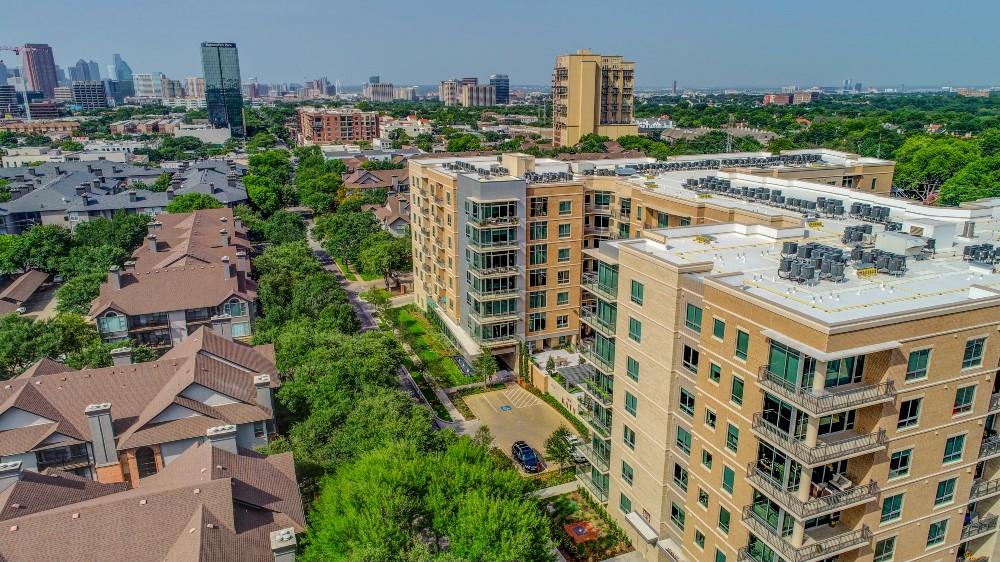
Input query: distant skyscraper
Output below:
<box><xmin>104</xmin><ymin>79</ymin><xmax>134</xmax><ymax>104</ymax></box>
<box><xmin>185</xmin><ymin>76</ymin><xmax>206</xmax><ymax>99</ymax></box>
<box><xmin>111</xmin><ymin>53</ymin><xmax>133</xmax><ymax>82</ymax></box>
<box><xmin>70</xmin><ymin>59</ymin><xmax>93</xmax><ymax>82</ymax></box>
<box><xmin>552</xmin><ymin>49</ymin><xmax>637</xmax><ymax>148</ymax></box>
<box><xmin>369</xmin><ymin>75</ymin><xmax>380</xmax><ymax>84</ymax></box>
<box><xmin>132</xmin><ymin>73</ymin><xmax>162</xmax><ymax>98</ymax></box>
<box><xmin>490</xmin><ymin>74</ymin><xmax>510</xmax><ymax>104</ymax></box>
<box><xmin>201</xmin><ymin>42</ymin><xmax>245</xmax><ymax>137</ymax></box>
<box><xmin>87</xmin><ymin>60</ymin><xmax>101</xmax><ymax>81</ymax></box>
<box><xmin>21</xmin><ymin>44</ymin><xmax>59</xmax><ymax>98</ymax></box>
<box><xmin>72</xmin><ymin>80</ymin><xmax>110</xmax><ymax>109</ymax></box>
<box><xmin>0</xmin><ymin>61</ymin><xmax>7</xmax><ymax>86</ymax></box>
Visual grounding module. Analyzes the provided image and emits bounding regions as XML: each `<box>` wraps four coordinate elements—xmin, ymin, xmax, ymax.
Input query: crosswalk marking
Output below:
<box><xmin>503</xmin><ymin>386</ymin><xmax>542</xmax><ymax>409</ymax></box>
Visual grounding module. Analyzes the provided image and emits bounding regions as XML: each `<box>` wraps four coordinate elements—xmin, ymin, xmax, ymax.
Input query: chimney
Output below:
<box><xmin>85</xmin><ymin>403</ymin><xmax>118</xmax><ymax>467</ymax></box>
<box><xmin>53</xmin><ymin>165</ymin><xmax>61</xmax><ymax>175</ymax></box>
<box><xmin>128</xmin><ymin>189</ymin><xmax>137</xmax><ymax>203</ymax></box>
<box><xmin>109</xmin><ymin>265</ymin><xmax>121</xmax><ymax>290</ymax></box>
<box><xmin>91</xmin><ymin>179</ymin><xmax>101</xmax><ymax>190</ymax></box>
<box><xmin>110</xmin><ymin>347</ymin><xmax>131</xmax><ymax>366</ymax></box>
<box><xmin>9</xmin><ymin>187</ymin><xmax>21</xmax><ymax>200</ymax></box>
<box><xmin>234</xmin><ymin>217</ymin><xmax>242</xmax><ymax>230</ymax></box>
<box><xmin>206</xmin><ymin>425</ymin><xmax>237</xmax><ymax>454</ymax></box>
<box><xmin>391</xmin><ymin>175</ymin><xmax>399</xmax><ymax>192</ymax></box>
<box><xmin>220</xmin><ymin>229</ymin><xmax>230</xmax><ymax>247</ymax></box>
<box><xmin>147</xmin><ymin>234</ymin><xmax>158</xmax><ymax>252</ymax></box>
<box><xmin>236</xmin><ymin>250</ymin><xmax>248</xmax><ymax>273</ymax></box>
<box><xmin>254</xmin><ymin>375</ymin><xmax>273</xmax><ymax>414</ymax></box>
<box><xmin>0</xmin><ymin>462</ymin><xmax>22</xmax><ymax>493</ymax></box>
<box><xmin>209</xmin><ymin>182</ymin><xmax>216</xmax><ymax>193</ymax></box>
<box><xmin>86</xmin><ymin>164</ymin><xmax>93</xmax><ymax>173</ymax></box>
<box><xmin>28</xmin><ymin>167</ymin><xmax>36</xmax><ymax>176</ymax></box>
<box><xmin>75</xmin><ymin>184</ymin><xmax>87</xmax><ymax>196</ymax></box>
<box><xmin>270</xmin><ymin>528</ymin><xmax>297</xmax><ymax>562</ymax></box>
<box><xmin>210</xmin><ymin>314</ymin><xmax>233</xmax><ymax>340</ymax></box>
<box><xmin>94</xmin><ymin>167</ymin><xmax>103</xmax><ymax>177</ymax></box>
<box><xmin>227</xmin><ymin>170</ymin><xmax>237</xmax><ymax>187</ymax></box>
<box><xmin>81</xmin><ymin>193</ymin><xmax>90</xmax><ymax>206</ymax></box>
<box><xmin>146</xmin><ymin>221</ymin><xmax>162</xmax><ymax>235</ymax></box>
<box><xmin>14</xmin><ymin>173</ymin><xmax>24</xmax><ymax>182</ymax></box>
<box><xmin>222</xmin><ymin>256</ymin><xmax>231</xmax><ymax>280</ymax></box>
<box><xmin>166</xmin><ymin>187</ymin><xmax>175</xmax><ymax>201</ymax></box>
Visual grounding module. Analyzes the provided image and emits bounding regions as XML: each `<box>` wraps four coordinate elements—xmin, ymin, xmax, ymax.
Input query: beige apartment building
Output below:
<box><xmin>553</xmin><ymin>49</ymin><xmax>639</xmax><ymax>148</ymax></box>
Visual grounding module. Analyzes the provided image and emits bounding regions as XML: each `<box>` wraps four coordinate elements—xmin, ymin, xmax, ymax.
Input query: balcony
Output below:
<box><xmin>981</xmin><ymin>436</ymin><xmax>1000</xmax><ymax>461</ymax></box>
<box><xmin>470</xmin><ymin>331</ymin><xmax>518</xmax><ymax>348</ymax></box>
<box><xmin>469</xmin><ymin>215</ymin><xmax>519</xmax><ymax>227</ymax></box>
<box><xmin>577</xmin><ymin>376</ymin><xmax>613</xmax><ymax>408</ymax></box>
<box><xmin>579</xmin><ymin>407</ymin><xmax>612</xmax><ymax>438</ymax></box>
<box><xmin>468</xmin><ymin>264</ymin><xmax>520</xmax><ymax>278</ymax></box>
<box><xmin>751</xmin><ymin>414</ymin><xmax>887</xmax><ymax>467</ymax></box>
<box><xmin>962</xmin><ymin>514</ymin><xmax>999</xmax><ymax>541</ymax></box>
<box><xmin>581</xmin><ymin>273</ymin><xmax>617</xmax><ymax>301</ymax></box>
<box><xmin>467</xmin><ymin>286</ymin><xmax>519</xmax><ymax>300</ymax></box>
<box><xmin>585</xmin><ymin>225</ymin><xmax>611</xmax><ymax>236</ymax></box>
<box><xmin>468</xmin><ymin>309</ymin><xmax>520</xmax><ymax>324</ymax></box>
<box><xmin>747</xmin><ymin>464</ymin><xmax>879</xmax><ymax>520</ymax></box>
<box><xmin>579</xmin><ymin>340</ymin><xmax>614</xmax><ymax>373</ymax></box>
<box><xmin>580</xmin><ymin>306</ymin><xmax>616</xmax><ymax>337</ymax></box>
<box><xmin>757</xmin><ymin>367</ymin><xmax>896</xmax><ymax>416</ymax></box>
<box><xmin>971</xmin><ymin>478</ymin><xmax>1000</xmax><ymax>502</ymax></box>
<box><xmin>578</xmin><ymin>442</ymin><xmax>610</xmax><ymax>473</ymax></box>
<box><xmin>467</xmin><ymin>237</ymin><xmax>519</xmax><ymax>252</ymax></box>
<box><xmin>577</xmin><ymin>467</ymin><xmax>609</xmax><ymax>503</ymax></box>
<box><xmin>741</xmin><ymin>505</ymin><xmax>872</xmax><ymax>562</ymax></box>
<box><xmin>585</xmin><ymin>204</ymin><xmax>612</xmax><ymax>214</ymax></box>
<box><xmin>990</xmin><ymin>392</ymin><xmax>1000</xmax><ymax>413</ymax></box>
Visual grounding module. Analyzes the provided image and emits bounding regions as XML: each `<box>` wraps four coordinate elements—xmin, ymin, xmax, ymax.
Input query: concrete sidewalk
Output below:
<box><xmin>534</xmin><ymin>480</ymin><xmax>579</xmax><ymax>499</ymax></box>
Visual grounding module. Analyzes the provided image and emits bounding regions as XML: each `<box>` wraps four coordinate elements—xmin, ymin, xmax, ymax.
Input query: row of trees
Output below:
<box><xmin>893</xmin><ymin>130</ymin><xmax>1000</xmax><ymax>204</ymax></box>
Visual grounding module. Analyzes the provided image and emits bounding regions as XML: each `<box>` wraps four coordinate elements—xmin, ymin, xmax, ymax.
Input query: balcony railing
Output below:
<box><xmin>981</xmin><ymin>436</ymin><xmax>1000</xmax><ymax>460</ymax></box>
<box><xmin>581</xmin><ymin>273</ymin><xmax>617</xmax><ymax>301</ymax></box>
<box><xmin>585</xmin><ymin>225</ymin><xmax>611</xmax><ymax>236</ymax></box>
<box><xmin>578</xmin><ymin>442</ymin><xmax>610</xmax><ymax>473</ymax></box>
<box><xmin>468</xmin><ymin>309</ymin><xmax>520</xmax><ymax>324</ymax></box>
<box><xmin>578</xmin><ymin>376</ymin><xmax>613</xmax><ymax>408</ymax></box>
<box><xmin>579</xmin><ymin>407</ymin><xmax>611</xmax><ymax>438</ymax></box>
<box><xmin>468</xmin><ymin>264</ymin><xmax>520</xmax><ymax>277</ymax></box>
<box><xmin>585</xmin><ymin>204</ymin><xmax>612</xmax><ymax>214</ymax></box>
<box><xmin>468</xmin><ymin>215</ymin><xmax>519</xmax><ymax>227</ymax></box>
<box><xmin>962</xmin><ymin>514</ymin><xmax>999</xmax><ymax>541</ymax></box>
<box><xmin>757</xmin><ymin>367</ymin><xmax>896</xmax><ymax>416</ymax></box>
<box><xmin>742</xmin><ymin>505</ymin><xmax>872</xmax><ymax>562</ymax></box>
<box><xmin>580</xmin><ymin>306</ymin><xmax>616</xmax><ymax>337</ymax></box>
<box><xmin>972</xmin><ymin>478</ymin><xmax>1000</xmax><ymax>501</ymax></box>
<box><xmin>747</xmin><ymin>464</ymin><xmax>879</xmax><ymax>520</ymax></box>
<box><xmin>751</xmin><ymin>414</ymin><xmax>886</xmax><ymax>467</ymax></box>
<box><xmin>468</xmin><ymin>285</ymin><xmax>519</xmax><ymax>300</ymax></box>
<box><xmin>579</xmin><ymin>340</ymin><xmax>614</xmax><ymax>372</ymax></box>
<box><xmin>990</xmin><ymin>392</ymin><xmax>1000</xmax><ymax>413</ymax></box>
<box><xmin>470</xmin><ymin>331</ymin><xmax>519</xmax><ymax>348</ymax></box>
<box><xmin>577</xmin><ymin>467</ymin><xmax>609</xmax><ymax>503</ymax></box>
<box><xmin>467</xmin><ymin>237</ymin><xmax>520</xmax><ymax>252</ymax></box>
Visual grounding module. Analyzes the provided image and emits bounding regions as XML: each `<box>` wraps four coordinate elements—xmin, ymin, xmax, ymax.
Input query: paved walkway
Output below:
<box><xmin>599</xmin><ymin>551</ymin><xmax>642</xmax><ymax>562</ymax></box>
<box><xmin>534</xmin><ymin>480</ymin><xmax>579</xmax><ymax>499</ymax></box>
<box><xmin>306</xmin><ymin>225</ymin><xmax>377</xmax><ymax>331</ymax></box>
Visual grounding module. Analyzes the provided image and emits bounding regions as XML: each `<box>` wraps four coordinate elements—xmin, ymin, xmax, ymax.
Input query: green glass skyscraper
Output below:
<box><xmin>200</xmin><ymin>42</ymin><xmax>245</xmax><ymax>137</ymax></box>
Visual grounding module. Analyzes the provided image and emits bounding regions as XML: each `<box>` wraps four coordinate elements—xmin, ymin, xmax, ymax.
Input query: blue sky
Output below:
<box><xmin>3</xmin><ymin>0</ymin><xmax>998</xmax><ymax>88</ymax></box>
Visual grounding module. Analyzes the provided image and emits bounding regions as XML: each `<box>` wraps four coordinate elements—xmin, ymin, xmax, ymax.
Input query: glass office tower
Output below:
<box><xmin>200</xmin><ymin>42</ymin><xmax>245</xmax><ymax>137</ymax></box>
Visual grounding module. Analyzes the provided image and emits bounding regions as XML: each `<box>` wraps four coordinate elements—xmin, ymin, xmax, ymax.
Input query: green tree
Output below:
<box><xmin>576</xmin><ymin>133</ymin><xmax>610</xmax><ymax>153</ymax></box>
<box><xmin>248</xmin><ymin>149</ymin><xmax>293</xmax><ymax>185</ymax></box>
<box><xmin>938</xmin><ymin>154</ymin><xmax>1000</xmax><ymax>206</ymax></box>
<box><xmin>415</xmin><ymin>133</ymin><xmax>434</xmax><ymax>152</ymax></box>
<box><xmin>0</xmin><ymin>234</ymin><xmax>28</xmax><ymax>274</ymax></box>
<box><xmin>361</xmin><ymin>287</ymin><xmax>392</xmax><ymax>321</ymax></box>
<box><xmin>165</xmin><ymin>192</ymin><xmax>223</xmax><ymax>213</ymax></box>
<box><xmin>315</xmin><ymin>212</ymin><xmax>381</xmax><ymax>264</ymax></box>
<box><xmin>65</xmin><ymin>341</ymin><xmax>158</xmax><ymax>370</ymax></box>
<box><xmin>894</xmin><ymin>136</ymin><xmax>980</xmax><ymax>201</ymax></box>
<box><xmin>55</xmin><ymin>272</ymin><xmax>105</xmax><ymax>314</ymax></box>
<box><xmin>246</xmin><ymin>132</ymin><xmax>278</xmax><ymax>152</ymax></box>
<box><xmin>21</xmin><ymin>225</ymin><xmax>74</xmax><ymax>272</ymax></box>
<box><xmin>357</xmin><ymin>232</ymin><xmax>411</xmax><ymax>288</ymax></box>
<box><xmin>58</xmin><ymin>139</ymin><xmax>84</xmax><ymax>152</ymax></box>
<box><xmin>543</xmin><ymin>425</ymin><xmax>574</xmax><ymax>471</ymax></box>
<box><xmin>978</xmin><ymin>128</ymin><xmax>1000</xmax><ymax>157</ymax></box>
<box><xmin>359</xmin><ymin>159</ymin><xmax>405</xmax><ymax>170</ymax></box>
<box><xmin>262</xmin><ymin>210</ymin><xmax>306</xmax><ymax>244</ymax></box>
<box><xmin>0</xmin><ymin>315</ymin><xmax>45</xmax><ymax>379</ymax></box>
<box><xmin>446</xmin><ymin>133</ymin><xmax>481</xmax><ymax>152</ymax></box>
<box><xmin>136</xmin><ymin>172</ymin><xmax>173</xmax><ymax>192</ymax></box>
<box><xmin>0</xmin><ymin>131</ymin><xmax>17</xmax><ymax>148</ymax></box>
<box><xmin>244</xmin><ymin>174</ymin><xmax>284</xmax><ymax>216</ymax></box>
<box><xmin>22</xmin><ymin>134</ymin><xmax>51</xmax><ymax>147</ymax></box>
<box><xmin>473</xmin><ymin>351</ymin><xmax>499</xmax><ymax>387</ymax></box>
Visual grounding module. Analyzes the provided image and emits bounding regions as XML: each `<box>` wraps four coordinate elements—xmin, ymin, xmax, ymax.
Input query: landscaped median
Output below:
<box><xmin>389</xmin><ymin>305</ymin><xmax>479</xmax><ymax>387</ymax></box>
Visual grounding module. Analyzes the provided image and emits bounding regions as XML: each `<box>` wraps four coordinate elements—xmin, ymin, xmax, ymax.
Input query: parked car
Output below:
<box><xmin>563</xmin><ymin>434</ymin><xmax>587</xmax><ymax>464</ymax></box>
<box><xmin>511</xmin><ymin>440</ymin><xmax>542</xmax><ymax>473</ymax></box>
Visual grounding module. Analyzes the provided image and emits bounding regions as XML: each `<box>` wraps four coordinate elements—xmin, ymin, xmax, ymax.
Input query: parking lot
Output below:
<box><xmin>463</xmin><ymin>384</ymin><xmax>581</xmax><ymax>473</ymax></box>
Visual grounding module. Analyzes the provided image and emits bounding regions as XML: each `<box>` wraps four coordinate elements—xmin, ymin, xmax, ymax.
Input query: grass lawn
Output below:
<box><xmin>334</xmin><ymin>258</ymin><xmax>357</xmax><ymax>281</ymax></box>
<box><xmin>356</xmin><ymin>268</ymin><xmax>380</xmax><ymax>282</ymax></box>
<box><xmin>541</xmin><ymin>491</ymin><xmax>632</xmax><ymax>562</ymax></box>
<box><xmin>391</xmin><ymin>305</ymin><xmax>479</xmax><ymax>387</ymax></box>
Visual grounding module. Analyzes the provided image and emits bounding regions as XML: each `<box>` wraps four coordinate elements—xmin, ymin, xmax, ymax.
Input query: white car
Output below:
<box><xmin>564</xmin><ymin>434</ymin><xmax>587</xmax><ymax>464</ymax></box>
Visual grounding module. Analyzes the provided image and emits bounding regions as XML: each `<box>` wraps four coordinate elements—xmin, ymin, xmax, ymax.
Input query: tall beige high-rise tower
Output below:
<box><xmin>552</xmin><ymin>49</ymin><xmax>638</xmax><ymax>148</ymax></box>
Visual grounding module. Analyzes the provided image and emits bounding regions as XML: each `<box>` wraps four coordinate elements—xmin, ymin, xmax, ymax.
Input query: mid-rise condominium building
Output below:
<box><xmin>295</xmin><ymin>107</ymin><xmax>379</xmax><ymax>145</ymax></box>
<box><xmin>461</xmin><ymin>84</ymin><xmax>496</xmax><ymax>107</ymax></box>
<box><xmin>439</xmin><ymin>79</ymin><xmax>461</xmax><ymax>107</ymax></box>
<box><xmin>363</xmin><ymin>81</ymin><xmax>396</xmax><ymax>102</ymax></box>
<box><xmin>409</xmin><ymin>148</ymin><xmax>1000</xmax><ymax>562</ymax></box>
<box><xmin>552</xmin><ymin>49</ymin><xmax>638</xmax><ymax>148</ymax></box>
<box><xmin>71</xmin><ymin>80</ymin><xmax>109</xmax><ymax>109</ymax></box>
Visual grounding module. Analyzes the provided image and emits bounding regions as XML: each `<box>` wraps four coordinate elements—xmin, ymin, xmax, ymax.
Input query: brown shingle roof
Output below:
<box><xmin>0</xmin><ymin>270</ymin><xmax>48</xmax><ymax>306</ymax></box>
<box><xmin>0</xmin><ymin>470</ymin><xmax>127</xmax><ymax>521</ymax></box>
<box><xmin>15</xmin><ymin>358</ymin><xmax>76</xmax><ymax>379</ymax></box>
<box><xmin>343</xmin><ymin>168</ymin><xmax>410</xmax><ymax>191</ymax></box>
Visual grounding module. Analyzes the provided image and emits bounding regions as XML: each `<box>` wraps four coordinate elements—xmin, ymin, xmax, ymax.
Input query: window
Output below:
<box><xmin>619</xmin><ymin>493</ymin><xmax>631</xmax><ymax>513</ymax></box>
<box><xmin>695</xmin><ymin>530</ymin><xmax>705</xmax><ymax>549</ymax></box>
<box><xmin>625</xmin><ymin>392</ymin><xmax>638</xmax><ymax>416</ymax></box>
<box><xmin>709</xmin><ymin>362</ymin><xmax>721</xmax><ymax>383</ymax></box>
<box><xmin>897</xmin><ymin>398</ymin><xmax>921</xmax><ymax>429</ymax></box>
<box><xmin>529</xmin><ymin>197</ymin><xmax>548</xmax><ymax>217</ymax></box>
<box><xmin>679</xmin><ymin>389</ymin><xmax>695</xmax><ymax>416</ymax></box>
<box><xmin>134</xmin><ymin>446</ymin><xmax>159</xmax><ymax>479</ymax></box>
<box><xmin>942</xmin><ymin>434</ymin><xmax>965</xmax><ymax>463</ymax></box>
<box><xmin>735</xmin><ymin>330</ymin><xmax>750</xmax><ymax>360</ymax></box>
<box><xmin>698</xmin><ymin>488</ymin><xmax>709</xmax><ymax>507</ymax></box>
<box><xmin>559</xmin><ymin>200</ymin><xmax>572</xmax><ymax>215</ymax></box>
<box><xmin>624</xmin><ymin>425</ymin><xmax>636</xmax><ymax>449</ymax></box>
<box><xmin>556</xmin><ymin>291</ymin><xmax>569</xmax><ymax>305</ymax></box>
<box><xmin>726</xmin><ymin>424</ymin><xmax>740</xmax><ymax>452</ymax></box>
<box><xmin>713</xmin><ymin>318</ymin><xmax>725</xmax><ymax>339</ymax></box>
<box><xmin>622</xmin><ymin>461</ymin><xmax>634</xmax><ymax>485</ymax></box>
<box><xmin>630</xmin><ymin>280</ymin><xmax>644</xmax><ymax>305</ymax></box>
<box><xmin>626</xmin><ymin>356</ymin><xmax>639</xmax><ymax>381</ymax></box>
<box><xmin>963</xmin><ymin>337</ymin><xmax>986</xmax><ymax>369</ymax></box>
<box><xmin>557</xmin><ymin>248</ymin><xmax>570</xmax><ymax>262</ymax></box>
<box><xmin>682</xmin><ymin>345</ymin><xmax>699</xmax><ymax>373</ymax></box>
<box><xmin>873</xmin><ymin>537</ymin><xmax>895</xmax><ymax>562</ymax></box>
<box><xmin>888</xmin><ymin>449</ymin><xmax>912</xmax><ymax>479</ymax></box>
<box><xmin>529</xmin><ymin>222</ymin><xmax>547</xmax><ymax>240</ymax></box>
<box><xmin>673</xmin><ymin>463</ymin><xmax>688</xmax><ymax>491</ymax></box>
<box><xmin>253</xmin><ymin>420</ymin><xmax>267</xmax><ymax>438</ymax></box>
<box><xmin>558</xmin><ymin>223</ymin><xmax>571</xmax><ymax>238</ymax></box>
<box><xmin>705</xmin><ymin>408</ymin><xmax>717</xmax><ymax>429</ymax></box>
<box><xmin>685</xmin><ymin>304</ymin><xmax>703</xmax><ymax>332</ymax></box>
<box><xmin>557</xmin><ymin>270</ymin><xmax>569</xmax><ymax>284</ymax></box>
<box><xmin>528</xmin><ymin>290</ymin><xmax>546</xmax><ymax>308</ymax></box>
<box><xmin>905</xmin><ymin>349</ymin><xmax>930</xmax><ymax>380</ymax></box>
<box><xmin>953</xmin><ymin>385</ymin><xmax>976</xmax><ymax>415</ymax></box>
<box><xmin>98</xmin><ymin>312</ymin><xmax>127</xmax><ymax>333</ymax></box>
<box><xmin>628</xmin><ymin>317</ymin><xmax>641</xmax><ymax>342</ymax></box>
<box><xmin>528</xmin><ymin>312</ymin><xmax>546</xmax><ymax>332</ymax></box>
<box><xmin>702</xmin><ymin>449</ymin><xmax>713</xmax><ymax>469</ymax></box>
<box><xmin>676</xmin><ymin>426</ymin><xmax>691</xmax><ymax>454</ymax></box>
<box><xmin>529</xmin><ymin>244</ymin><xmax>547</xmax><ymax>265</ymax></box>
<box><xmin>934</xmin><ymin>478</ymin><xmax>956</xmax><ymax>505</ymax></box>
<box><xmin>715</xmin><ymin>549</ymin><xmax>727</xmax><ymax>562</ymax></box>
<box><xmin>880</xmin><ymin>493</ymin><xmax>903</xmax><ymax>523</ymax></box>
<box><xmin>529</xmin><ymin>269</ymin><xmax>547</xmax><ymax>287</ymax></box>
<box><xmin>722</xmin><ymin>465</ymin><xmax>734</xmax><ymax>493</ymax></box>
<box><xmin>730</xmin><ymin>377</ymin><xmax>744</xmax><ymax>406</ymax></box>
<box><xmin>670</xmin><ymin>502</ymin><xmax>685</xmax><ymax>530</ymax></box>
<box><xmin>232</xmin><ymin>322</ymin><xmax>251</xmax><ymax>338</ymax></box>
<box><xmin>718</xmin><ymin>507</ymin><xmax>731</xmax><ymax>533</ymax></box>
<box><xmin>556</xmin><ymin>315</ymin><xmax>568</xmax><ymax>328</ymax></box>
<box><xmin>224</xmin><ymin>298</ymin><xmax>248</xmax><ymax>317</ymax></box>
<box><xmin>926</xmin><ymin>519</ymin><xmax>947</xmax><ymax>547</ymax></box>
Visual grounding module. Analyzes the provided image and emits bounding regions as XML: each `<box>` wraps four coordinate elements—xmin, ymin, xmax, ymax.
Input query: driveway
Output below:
<box><xmin>464</xmin><ymin>384</ymin><xmax>581</xmax><ymax>473</ymax></box>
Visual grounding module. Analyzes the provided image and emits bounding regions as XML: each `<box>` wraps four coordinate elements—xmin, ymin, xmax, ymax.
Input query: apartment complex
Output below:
<box><xmin>552</xmin><ymin>49</ymin><xmax>638</xmax><ymax>148</ymax></box>
<box><xmin>295</xmin><ymin>107</ymin><xmax>380</xmax><ymax>145</ymax></box>
<box><xmin>461</xmin><ymin>83</ymin><xmax>496</xmax><ymax>107</ymax></box>
<box><xmin>439</xmin><ymin>79</ymin><xmax>461</xmax><ymax>106</ymax></box>
<box><xmin>410</xmin><ymin>148</ymin><xmax>1000</xmax><ymax>562</ymax></box>
<box><xmin>89</xmin><ymin>207</ymin><xmax>257</xmax><ymax>349</ymax></box>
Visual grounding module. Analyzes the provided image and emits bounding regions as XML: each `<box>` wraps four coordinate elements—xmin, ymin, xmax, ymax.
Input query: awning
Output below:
<box><xmin>624</xmin><ymin>511</ymin><xmax>658</xmax><ymax>544</ymax></box>
<box><xmin>761</xmin><ymin>329</ymin><xmax>900</xmax><ymax>362</ymax></box>
<box><xmin>656</xmin><ymin>538</ymin><xmax>687</xmax><ymax>562</ymax></box>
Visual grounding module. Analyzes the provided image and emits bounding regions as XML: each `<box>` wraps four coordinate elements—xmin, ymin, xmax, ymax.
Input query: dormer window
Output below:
<box><xmin>97</xmin><ymin>311</ymin><xmax>127</xmax><ymax>333</ymax></box>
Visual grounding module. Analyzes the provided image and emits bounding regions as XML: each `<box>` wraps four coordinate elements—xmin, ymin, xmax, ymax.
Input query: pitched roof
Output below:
<box><xmin>16</xmin><ymin>358</ymin><xmax>76</xmax><ymax>379</ymax></box>
<box><xmin>364</xmin><ymin>193</ymin><xmax>411</xmax><ymax>229</ymax></box>
<box><xmin>0</xmin><ymin>470</ymin><xmax>128</xmax><ymax>521</ymax></box>
<box><xmin>0</xmin><ymin>270</ymin><xmax>48</xmax><ymax>305</ymax></box>
<box><xmin>342</xmin><ymin>168</ymin><xmax>409</xmax><ymax>191</ymax></box>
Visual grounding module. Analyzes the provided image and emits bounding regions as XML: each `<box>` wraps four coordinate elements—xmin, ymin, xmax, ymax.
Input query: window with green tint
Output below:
<box><xmin>685</xmin><ymin>304</ymin><xmax>702</xmax><ymax>332</ymax></box>
<box><xmin>557</xmin><ymin>291</ymin><xmax>569</xmax><ymax>305</ymax></box>
<box><xmin>698</xmin><ymin>488</ymin><xmax>709</xmax><ymax>507</ymax></box>
<box><xmin>888</xmin><ymin>449</ymin><xmax>912</xmax><ymax>479</ymax></box>
<box><xmin>718</xmin><ymin>507</ymin><xmax>731</xmax><ymax>533</ymax></box>
<box><xmin>557</xmin><ymin>248</ymin><xmax>570</xmax><ymax>262</ymax></box>
<box><xmin>619</xmin><ymin>493</ymin><xmax>631</xmax><ymax>513</ymax></box>
<box><xmin>905</xmin><ymin>349</ymin><xmax>930</xmax><ymax>380</ymax></box>
<box><xmin>679</xmin><ymin>388</ymin><xmax>695</xmax><ymax>416</ymax></box>
<box><xmin>628</xmin><ymin>317</ymin><xmax>641</xmax><ymax>342</ymax></box>
<box><xmin>715</xmin><ymin>549</ymin><xmax>727</xmax><ymax>562</ymax></box>
<box><xmin>673</xmin><ymin>463</ymin><xmax>688</xmax><ymax>491</ymax></box>
<box><xmin>730</xmin><ymin>377</ymin><xmax>744</xmax><ymax>405</ymax></box>
<box><xmin>943</xmin><ymin>434</ymin><xmax>965</xmax><ymax>463</ymax></box>
<box><xmin>926</xmin><ymin>519</ymin><xmax>947</xmax><ymax>546</ymax></box>
<box><xmin>897</xmin><ymin>398</ymin><xmax>921</xmax><ymax>429</ymax></box>
<box><xmin>873</xmin><ymin>537</ymin><xmax>895</xmax><ymax>562</ymax></box>
<box><xmin>558</xmin><ymin>223</ymin><xmax>571</xmax><ymax>238</ymax></box>
<box><xmin>705</xmin><ymin>408</ymin><xmax>717</xmax><ymax>429</ymax></box>
<box><xmin>726</xmin><ymin>424</ymin><xmax>739</xmax><ymax>452</ymax></box>
<box><xmin>529</xmin><ymin>222</ymin><xmax>547</xmax><ymax>240</ymax></box>
<box><xmin>880</xmin><ymin>493</ymin><xmax>903</xmax><ymax>522</ymax></box>
<box><xmin>676</xmin><ymin>426</ymin><xmax>691</xmax><ymax>454</ymax></box>
<box><xmin>702</xmin><ymin>449</ymin><xmax>713</xmax><ymax>469</ymax></box>
<box><xmin>963</xmin><ymin>337</ymin><xmax>985</xmax><ymax>369</ymax></box>
<box><xmin>713</xmin><ymin>318</ymin><xmax>725</xmax><ymax>339</ymax></box>
<box><xmin>735</xmin><ymin>330</ymin><xmax>750</xmax><ymax>360</ymax></box>
<box><xmin>528</xmin><ymin>290</ymin><xmax>546</xmax><ymax>308</ymax></box>
<box><xmin>559</xmin><ymin>200</ymin><xmax>572</xmax><ymax>215</ymax></box>
<box><xmin>529</xmin><ymin>244</ymin><xmax>547</xmax><ymax>265</ymax></box>
<box><xmin>709</xmin><ymin>362</ymin><xmax>721</xmax><ymax>383</ymax></box>
<box><xmin>626</xmin><ymin>356</ymin><xmax>639</xmax><ymax>381</ymax></box>
<box><xmin>934</xmin><ymin>477</ymin><xmax>956</xmax><ymax>505</ymax></box>
<box><xmin>670</xmin><ymin>502</ymin><xmax>685</xmax><ymax>530</ymax></box>
<box><xmin>953</xmin><ymin>385</ymin><xmax>975</xmax><ymax>415</ymax></box>
<box><xmin>623</xmin><ymin>425</ymin><xmax>635</xmax><ymax>449</ymax></box>
<box><xmin>622</xmin><ymin>461</ymin><xmax>634</xmax><ymax>485</ymax></box>
<box><xmin>722</xmin><ymin>465</ymin><xmax>734</xmax><ymax>493</ymax></box>
<box><xmin>624</xmin><ymin>392</ymin><xmax>637</xmax><ymax>416</ymax></box>
<box><xmin>630</xmin><ymin>280</ymin><xmax>644</xmax><ymax>305</ymax></box>
<box><xmin>695</xmin><ymin>530</ymin><xmax>705</xmax><ymax>549</ymax></box>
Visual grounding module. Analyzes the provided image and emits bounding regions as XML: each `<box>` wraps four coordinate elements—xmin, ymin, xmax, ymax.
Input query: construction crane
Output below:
<box><xmin>0</xmin><ymin>46</ymin><xmax>31</xmax><ymax>120</ymax></box>
<box><xmin>0</xmin><ymin>45</ymin><xmax>22</xmax><ymax>64</ymax></box>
